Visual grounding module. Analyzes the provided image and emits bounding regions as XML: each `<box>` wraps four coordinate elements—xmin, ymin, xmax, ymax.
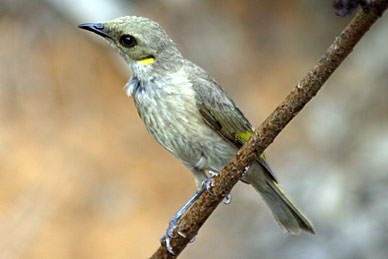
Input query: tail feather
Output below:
<box><xmin>263</xmin><ymin>180</ymin><xmax>315</xmax><ymax>234</ymax></box>
<box><xmin>245</xmin><ymin>164</ymin><xmax>314</xmax><ymax>235</ymax></box>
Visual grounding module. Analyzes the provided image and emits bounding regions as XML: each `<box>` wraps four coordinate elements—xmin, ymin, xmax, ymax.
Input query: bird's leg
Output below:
<box><xmin>160</xmin><ymin>188</ymin><xmax>204</xmax><ymax>254</ymax></box>
<box><xmin>160</xmin><ymin>168</ymin><xmax>232</xmax><ymax>254</ymax></box>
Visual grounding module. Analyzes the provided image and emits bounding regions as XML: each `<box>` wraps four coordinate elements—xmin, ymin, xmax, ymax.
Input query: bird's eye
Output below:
<box><xmin>119</xmin><ymin>35</ymin><xmax>137</xmax><ymax>48</ymax></box>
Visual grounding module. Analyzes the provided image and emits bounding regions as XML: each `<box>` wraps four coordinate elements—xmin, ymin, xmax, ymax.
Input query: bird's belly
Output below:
<box><xmin>135</xmin><ymin>94</ymin><xmax>236</xmax><ymax>171</ymax></box>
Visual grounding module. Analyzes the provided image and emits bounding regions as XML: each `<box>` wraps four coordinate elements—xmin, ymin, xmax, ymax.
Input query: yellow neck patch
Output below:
<box><xmin>138</xmin><ymin>57</ymin><xmax>155</xmax><ymax>65</ymax></box>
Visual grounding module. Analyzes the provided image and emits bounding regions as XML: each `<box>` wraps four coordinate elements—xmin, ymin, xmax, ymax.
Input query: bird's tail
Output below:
<box><xmin>245</xmin><ymin>163</ymin><xmax>315</xmax><ymax>235</ymax></box>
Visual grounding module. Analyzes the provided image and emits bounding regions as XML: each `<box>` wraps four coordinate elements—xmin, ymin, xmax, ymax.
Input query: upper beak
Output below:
<box><xmin>78</xmin><ymin>23</ymin><xmax>113</xmax><ymax>39</ymax></box>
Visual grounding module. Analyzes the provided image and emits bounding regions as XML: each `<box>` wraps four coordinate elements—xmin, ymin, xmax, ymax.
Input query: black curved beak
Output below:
<box><xmin>78</xmin><ymin>23</ymin><xmax>112</xmax><ymax>39</ymax></box>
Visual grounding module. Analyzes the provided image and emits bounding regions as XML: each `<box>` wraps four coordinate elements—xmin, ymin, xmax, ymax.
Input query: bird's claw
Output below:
<box><xmin>165</xmin><ymin>236</ymin><xmax>175</xmax><ymax>255</ymax></box>
<box><xmin>222</xmin><ymin>192</ymin><xmax>232</xmax><ymax>204</ymax></box>
<box><xmin>202</xmin><ymin>177</ymin><xmax>232</xmax><ymax>204</ymax></box>
<box><xmin>202</xmin><ymin>175</ymin><xmax>232</xmax><ymax>204</ymax></box>
<box><xmin>160</xmin><ymin>216</ymin><xmax>197</xmax><ymax>254</ymax></box>
<box><xmin>160</xmin><ymin>216</ymin><xmax>180</xmax><ymax>255</ymax></box>
<box><xmin>202</xmin><ymin>177</ymin><xmax>215</xmax><ymax>196</ymax></box>
<box><xmin>208</xmin><ymin>170</ymin><xmax>218</xmax><ymax>177</ymax></box>
<box><xmin>160</xmin><ymin>188</ymin><xmax>204</xmax><ymax>254</ymax></box>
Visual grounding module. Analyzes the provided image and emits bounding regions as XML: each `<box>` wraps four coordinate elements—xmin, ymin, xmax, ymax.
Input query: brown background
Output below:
<box><xmin>1</xmin><ymin>0</ymin><xmax>388</xmax><ymax>258</ymax></box>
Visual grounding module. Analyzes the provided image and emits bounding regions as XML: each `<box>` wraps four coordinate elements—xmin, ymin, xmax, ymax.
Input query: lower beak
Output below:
<box><xmin>78</xmin><ymin>23</ymin><xmax>112</xmax><ymax>39</ymax></box>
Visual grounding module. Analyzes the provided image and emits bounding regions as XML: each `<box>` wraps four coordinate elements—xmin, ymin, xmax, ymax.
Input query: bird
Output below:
<box><xmin>78</xmin><ymin>16</ymin><xmax>314</xmax><ymax>250</ymax></box>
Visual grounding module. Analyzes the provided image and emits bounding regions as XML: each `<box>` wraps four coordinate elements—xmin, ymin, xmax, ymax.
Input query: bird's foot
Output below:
<box><xmin>160</xmin><ymin>189</ymin><xmax>204</xmax><ymax>254</ymax></box>
<box><xmin>202</xmin><ymin>177</ymin><xmax>215</xmax><ymax>196</ymax></box>
<box><xmin>160</xmin><ymin>216</ymin><xmax>197</xmax><ymax>255</ymax></box>
<box><xmin>160</xmin><ymin>216</ymin><xmax>181</xmax><ymax>255</ymax></box>
<box><xmin>208</xmin><ymin>170</ymin><xmax>218</xmax><ymax>177</ymax></box>
<box><xmin>222</xmin><ymin>192</ymin><xmax>232</xmax><ymax>204</ymax></box>
<box><xmin>202</xmin><ymin>177</ymin><xmax>232</xmax><ymax>204</ymax></box>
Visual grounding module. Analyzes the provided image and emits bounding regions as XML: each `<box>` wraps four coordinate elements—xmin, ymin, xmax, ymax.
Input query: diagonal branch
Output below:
<box><xmin>151</xmin><ymin>1</ymin><xmax>388</xmax><ymax>258</ymax></box>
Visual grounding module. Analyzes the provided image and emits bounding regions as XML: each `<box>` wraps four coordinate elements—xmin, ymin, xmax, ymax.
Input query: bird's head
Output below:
<box><xmin>79</xmin><ymin>16</ymin><xmax>181</xmax><ymax>69</ymax></box>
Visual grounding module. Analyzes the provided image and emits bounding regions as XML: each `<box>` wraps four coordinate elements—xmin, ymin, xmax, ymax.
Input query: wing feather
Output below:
<box><xmin>187</xmin><ymin>63</ymin><xmax>277</xmax><ymax>182</ymax></box>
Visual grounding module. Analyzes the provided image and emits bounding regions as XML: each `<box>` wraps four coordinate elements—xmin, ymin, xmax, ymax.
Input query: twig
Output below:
<box><xmin>151</xmin><ymin>1</ymin><xmax>388</xmax><ymax>258</ymax></box>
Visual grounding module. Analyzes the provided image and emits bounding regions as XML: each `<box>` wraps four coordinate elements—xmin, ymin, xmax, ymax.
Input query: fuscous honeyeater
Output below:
<box><xmin>79</xmin><ymin>16</ymin><xmax>314</xmax><ymax>242</ymax></box>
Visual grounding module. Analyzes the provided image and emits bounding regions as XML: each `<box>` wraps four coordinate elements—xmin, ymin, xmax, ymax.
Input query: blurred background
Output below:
<box><xmin>1</xmin><ymin>0</ymin><xmax>388</xmax><ymax>258</ymax></box>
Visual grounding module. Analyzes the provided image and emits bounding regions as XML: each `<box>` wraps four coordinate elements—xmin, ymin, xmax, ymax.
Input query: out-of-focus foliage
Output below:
<box><xmin>0</xmin><ymin>0</ymin><xmax>388</xmax><ymax>258</ymax></box>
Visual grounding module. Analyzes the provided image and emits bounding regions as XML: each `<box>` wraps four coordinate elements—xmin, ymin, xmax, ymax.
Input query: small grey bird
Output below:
<box><xmin>79</xmin><ymin>16</ymin><xmax>314</xmax><ymax>246</ymax></box>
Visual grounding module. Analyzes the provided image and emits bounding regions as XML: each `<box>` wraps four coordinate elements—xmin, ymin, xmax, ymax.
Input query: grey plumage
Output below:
<box><xmin>79</xmin><ymin>16</ymin><xmax>314</xmax><ymax>235</ymax></box>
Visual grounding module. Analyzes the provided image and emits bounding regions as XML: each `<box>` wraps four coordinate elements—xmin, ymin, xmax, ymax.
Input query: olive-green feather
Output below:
<box><xmin>235</xmin><ymin>130</ymin><xmax>254</xmax><ymax>145</ymax></box>
<box><xmin>235</xmin><ymin>130</ymin><xmax>267</xmax><ymax>161</ymax></box>
<box><xmin>191</xmin><ymin>74</ymin><xmax>276</xmax><ymax>182</ymax></box>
